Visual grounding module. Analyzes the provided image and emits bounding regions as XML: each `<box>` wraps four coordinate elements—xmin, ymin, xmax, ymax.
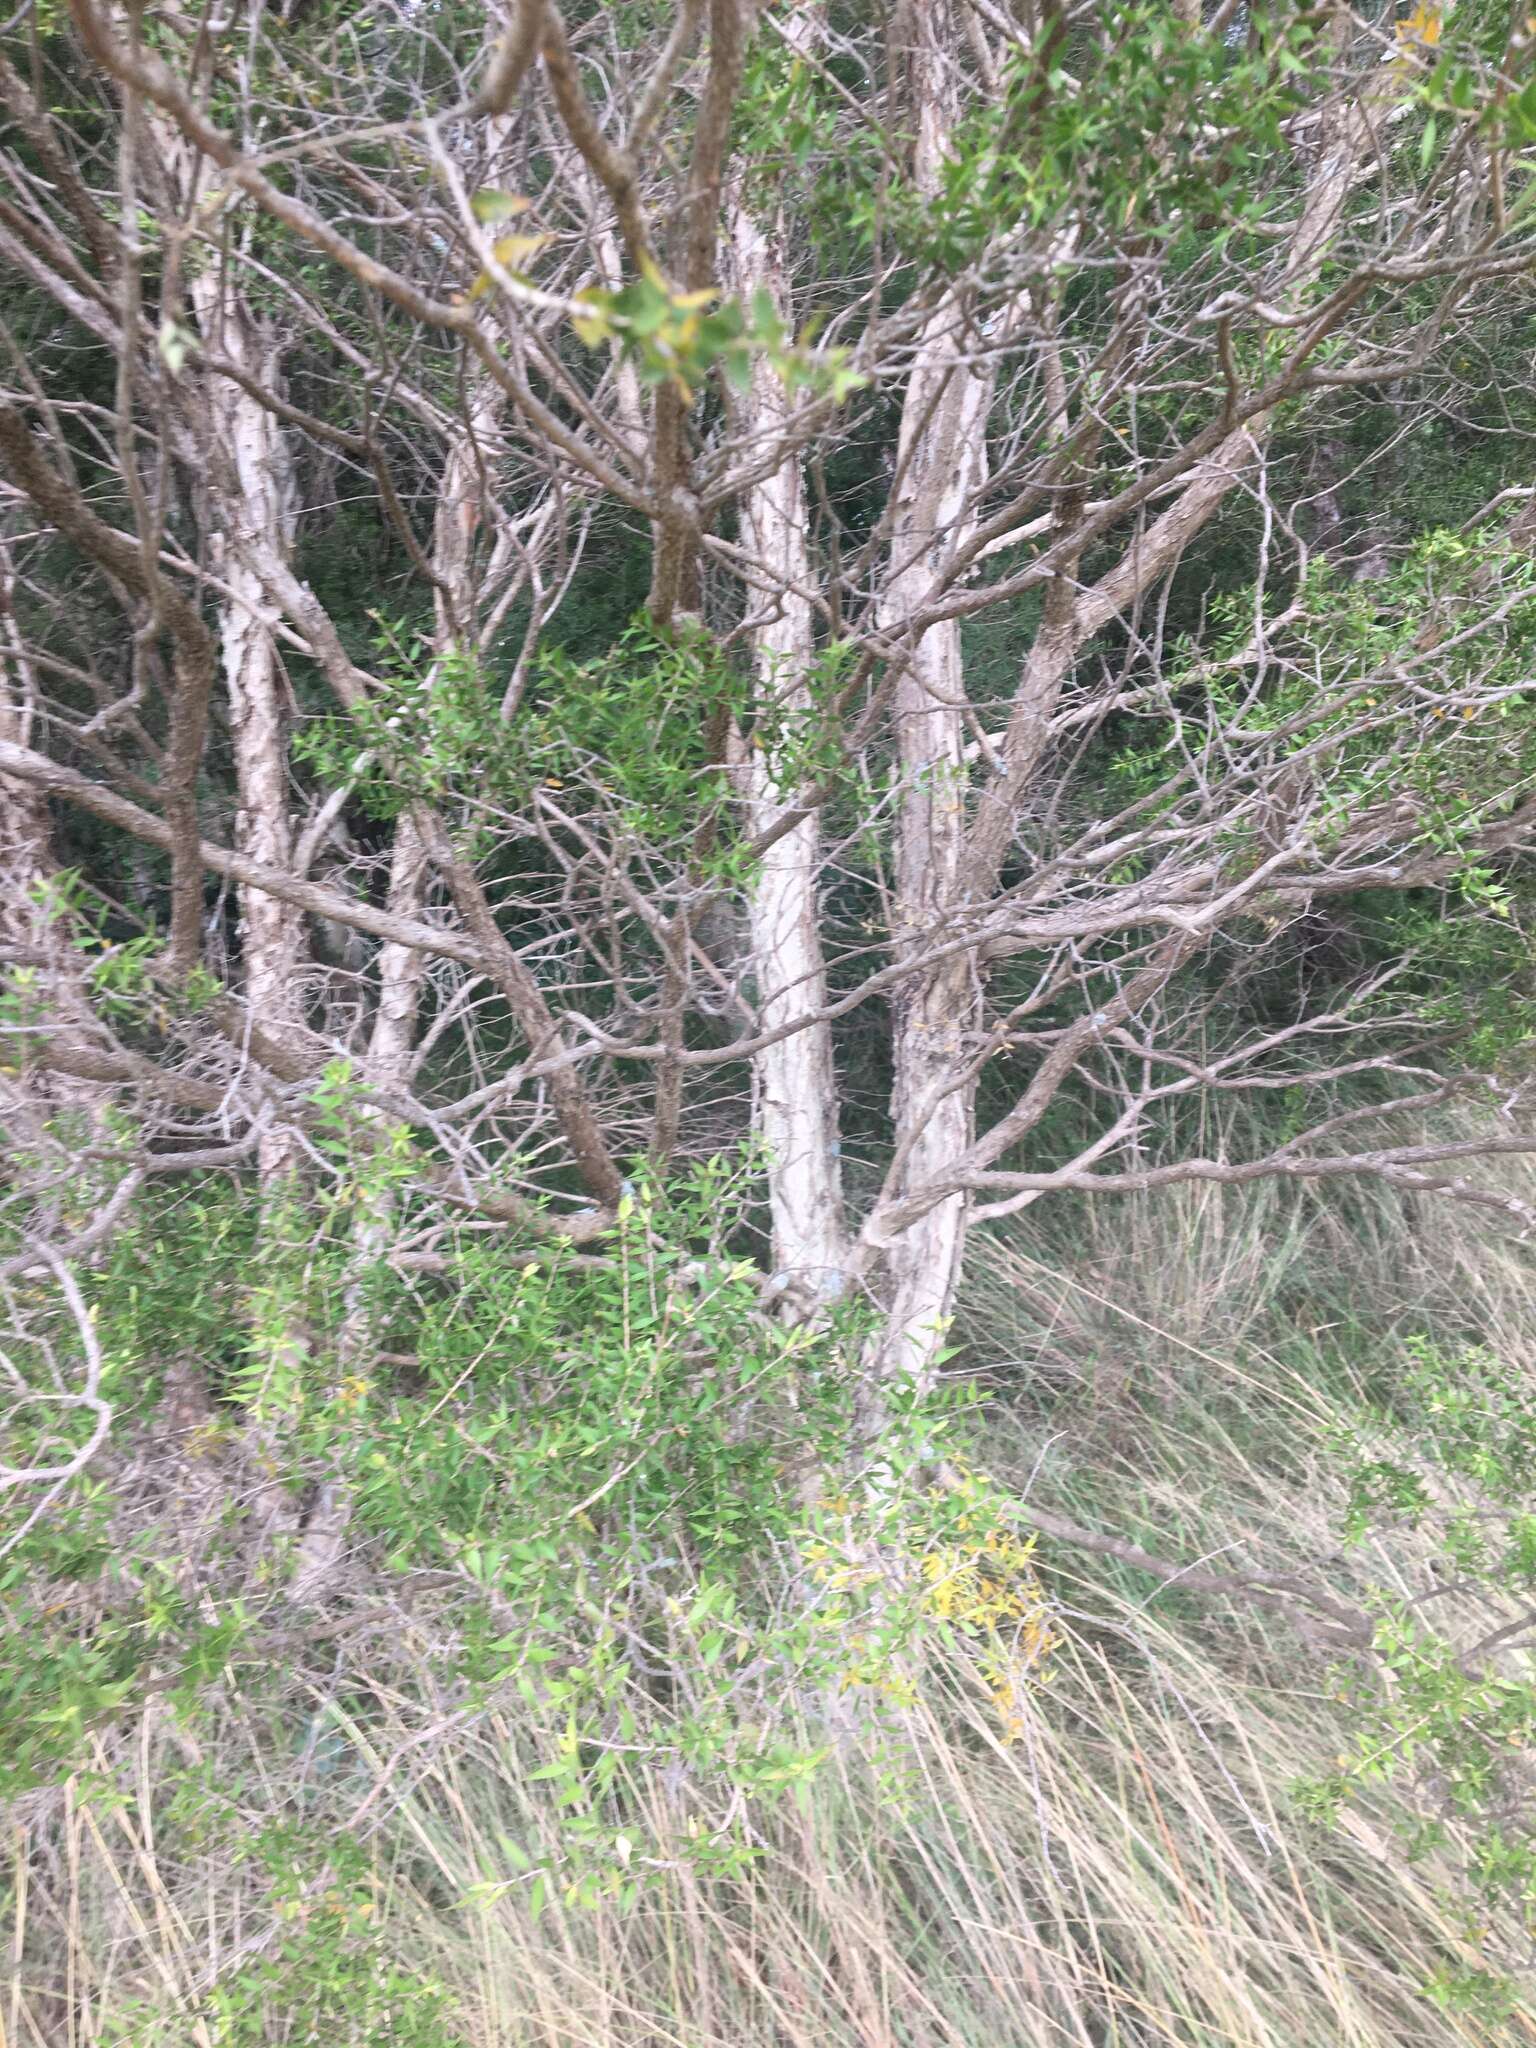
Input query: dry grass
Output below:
<box><xmin>8</xmin><ymin>1160</ymin><xmax>1536</xmax><ymax>2046</ymax></box>
<box><xmin>9</xmin><ymin>1612</ymin><xmax>1519</xmax><ymax>2047</ymax></box>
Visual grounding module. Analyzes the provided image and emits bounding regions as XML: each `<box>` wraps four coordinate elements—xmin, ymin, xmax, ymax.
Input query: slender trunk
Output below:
<box><xmin>863</xmin><ymin>1</ymin><xmax>1386</xmax><ymax>1400</ymax></box>
<box><xmin>288</xmin><ymin>831</ymin><xmax>426</xmax><ymax>1599</ymax></box>
<box><xmin>178</xmin><ymin>253</ymin><xmax>319</xmax><ymax>1563</ymax></box>
<box><xmin>186</xmin><ymin>282</ymin><xmax>304</xmax><ymax>1181</ymax></box>
<box><xmin>1</xmin><ymin>534</ymin><xmax>69</xmax><ymax>968</ymax></box>
<box><xmin>293</xmin><ymin>370</ymin><xmax>510</xmax><ymax>1600</ymax></box>
<box><xmin>349</xmin><ymin>373</ymin><xmax>507</xmax><ymax>1131</ymax></box>
<box><xmin>867</xmin><ymin>4</ymin><xmax>997</xmax><ymax>1394</ymax></box>
<box><xmin>0</xmin><ymin>527</ymin><xmax>110</xmax><ymax>1136</ymax></box>
<box><xmin>726</xmin><ymin>195</ymin><xmax>847</xmax><ymax>1310</ymax></box>
<box><xmin>643</xmin><ymin>0</ymin><xmax>745</xmax><ymax>626</ymax></box>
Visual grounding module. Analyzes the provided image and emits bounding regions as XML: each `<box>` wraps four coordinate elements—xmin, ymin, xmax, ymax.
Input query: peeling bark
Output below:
<box><xmin>727</xmin><ymin>192</ymin><xmax>847</xmax><ymax>1310</ymax></box>
<box><xmin>862</xmin><ymin>0</ymin><xmax>1393</xmax><ymax>1399</ymax></box>
<box><xmin>186</xmin><ymin>278</ymin><xmax>305</xmax><ymax>1179</ymax></box>
<box><xmin>866</xmin><ymin>1</ymin><xmax>999</xmax><ymax>1394</ymax></box>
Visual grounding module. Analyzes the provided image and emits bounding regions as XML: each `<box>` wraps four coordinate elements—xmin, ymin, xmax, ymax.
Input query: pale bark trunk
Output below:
<box><xmin>864</xmin><ymin>0</ymin><xmax>1387</xmax><ymax>1400</ymax></box>
<box><xmin>363</xmin><ymin>342</ymin><xmax>525</xmax><ymax>1093</ymax></box>
<box><xmin>293</xmin><ymin>369</ymin><xmax>512</xmax><ymax>1602</ymax></box>
<box><xmin>289</xmin><ymin>824</ymin><xmax>432</xmax><ymax>1603</ymax></box>
<box><xmin>867</xmin><ymin>3</ymin><xmax>996</xmax><ymax>1393</ymax></box>
<box><xmin>726</xmin><ymin>199</ymin><xmax>847</xmax><ymax>1308</ymax></box>
<box><xmin>186</xmin><ymin>279</ymin><xmax>304</xmax><ymax>1182</ymax></box>
<box><xmin>1</xmin><ymin>545</ymin><xmax>66</xmax><ymax>960</ymax></box>
<box><xmin>179</xmin><ymin>242</ymin><xmax>315</xmax><ymax>1561</ymax></box>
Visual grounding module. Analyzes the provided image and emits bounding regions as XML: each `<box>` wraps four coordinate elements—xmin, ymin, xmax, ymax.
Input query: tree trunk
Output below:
<box><xmin>861</xmin><ymin>0</ymin><xmax>1387</xmax><ymax>1404</ymax></box>
<box><xmin>0</xmin><ymin>524</ymin><xmax>110</xmax><ymax>1133</ymax></box>
<box><xmin>726</xmin><ymin>195</ymin><xmax>847</xmax><ymax>1311</ymax></box>
<box><xmin>186</xmin><ymin>279</ymin><xmax>305</xmax><ymax>1181</ymax></box>
<box><xmin>865</xmin><ymin>2</ymin><xmax>997</xmax><ymax>1396</ymax></box>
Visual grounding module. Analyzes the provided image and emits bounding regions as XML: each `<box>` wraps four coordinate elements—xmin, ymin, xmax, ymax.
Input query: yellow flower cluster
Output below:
<box><xmin>802</xmin><ymin>1480</ymin><xmax>1058</xmax><ymax>1742</ymax></box>
<box><xmin>918</xmin><ymin>1524</ymin><xmax>1059</xmax><ymax>1742</ymax></box>
<box><xmin>1395</xmin><ymin>2</ymin><xmax>1443</xmax><ymax>46</ymax></box>
<box><xmin>919</xmin><ymin>1526</ymin><xmax>1039</xmax><ymax>1630</ymax></box>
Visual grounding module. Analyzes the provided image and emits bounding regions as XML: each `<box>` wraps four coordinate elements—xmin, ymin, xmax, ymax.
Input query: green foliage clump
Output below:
<box><xmin>3</xmin><ymin>1089</ymin><xmax>1042</xmax><ymax>1911</ymax></box>
<box><xmin>344</xmin><ymin>1163</ymin><xmax>853</xmax><ymax>1584</ymax></box>
<box><xmin>734</xmin><ymin>34</ymin><xmax>881</xmax><ymax>260</ymax></box>
<box><xmin>0</xmin><ymin>1518</ymin><xmax>253</xmax><ymax>1798</ymax></box>
<box><xmin>298</xmin><ymin>616</ymin><xmax>744</xmax><ymax>837</ymax></box>
<box><xmin>1300</xmin><ymin>1333</ymin><xmax>1536</xmax><ymax>1989</ymax></box>
<box><xmin>895</xmin><ymin>3</ymin><xmax>1321</xmax><ymax>271</ymax></box>
<box><xmin>570</xmin><ymin>255</ymin><xmax>866</xmax><ymax>406</ymax></box>
<box><xmin>297</xmin><ymin>614</ymin><xmax>857</xmax><ymax>882</ymax></box>
<box><xmin>96</xmin><ymin>1825</ymin><xmax>463</xmax><ymax>2047</ymax></box>
<box><xmin>193</xmin><ymin>1831</ymin><xmax>462</xmax><ymax>2048</ymax></box>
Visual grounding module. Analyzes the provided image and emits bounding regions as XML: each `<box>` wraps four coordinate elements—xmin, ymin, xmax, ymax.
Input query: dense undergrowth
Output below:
<box><xmin>7</xmin><ymin>1132</ymin><xmax>1536</xmax><ymax>2046</ymax></box>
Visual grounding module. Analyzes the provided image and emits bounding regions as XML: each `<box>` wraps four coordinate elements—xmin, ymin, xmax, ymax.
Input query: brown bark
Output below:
<box><xmin>0</xmin><ymin>402</ymin><xmax>216</xmax><ymax>975</ymax></box>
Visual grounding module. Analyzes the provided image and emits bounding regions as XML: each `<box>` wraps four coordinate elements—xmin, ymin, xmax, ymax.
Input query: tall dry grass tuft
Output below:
<box><xmin>8</xmin><ymin>1144</ymin><xmax>1536</xmax><ymax>2045</ymax></box>
<box><xmin>9</xmin><ymin>1634</ymin><xmax>1510</xmax><ymax>2048</ymax></box>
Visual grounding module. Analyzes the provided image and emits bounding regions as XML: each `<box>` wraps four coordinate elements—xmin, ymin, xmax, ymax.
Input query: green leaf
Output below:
<box><xmin>157</xmin><ymin>319</ymin><xmax>193</xmax><ymax>376</ymax></box>
<box><xmin>468</xmin><ymin>233</ymin><xmax>553</xmax><ymax>300</ymax></box>
<box><xmin>470</xmin><ymin>190</ymin><xmax>532</xmax><ymax>223</ymax></box>
<box><xmin>749</xmin><ymin>285</ymin><xmax>784</xmax><ymax>351</ymax></box>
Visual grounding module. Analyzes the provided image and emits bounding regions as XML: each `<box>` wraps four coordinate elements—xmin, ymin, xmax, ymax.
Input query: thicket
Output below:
<box><xmin>4</xmin><ymin>1</ymin><xmax>1536</xmax><ymax>2040</ymax></box>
